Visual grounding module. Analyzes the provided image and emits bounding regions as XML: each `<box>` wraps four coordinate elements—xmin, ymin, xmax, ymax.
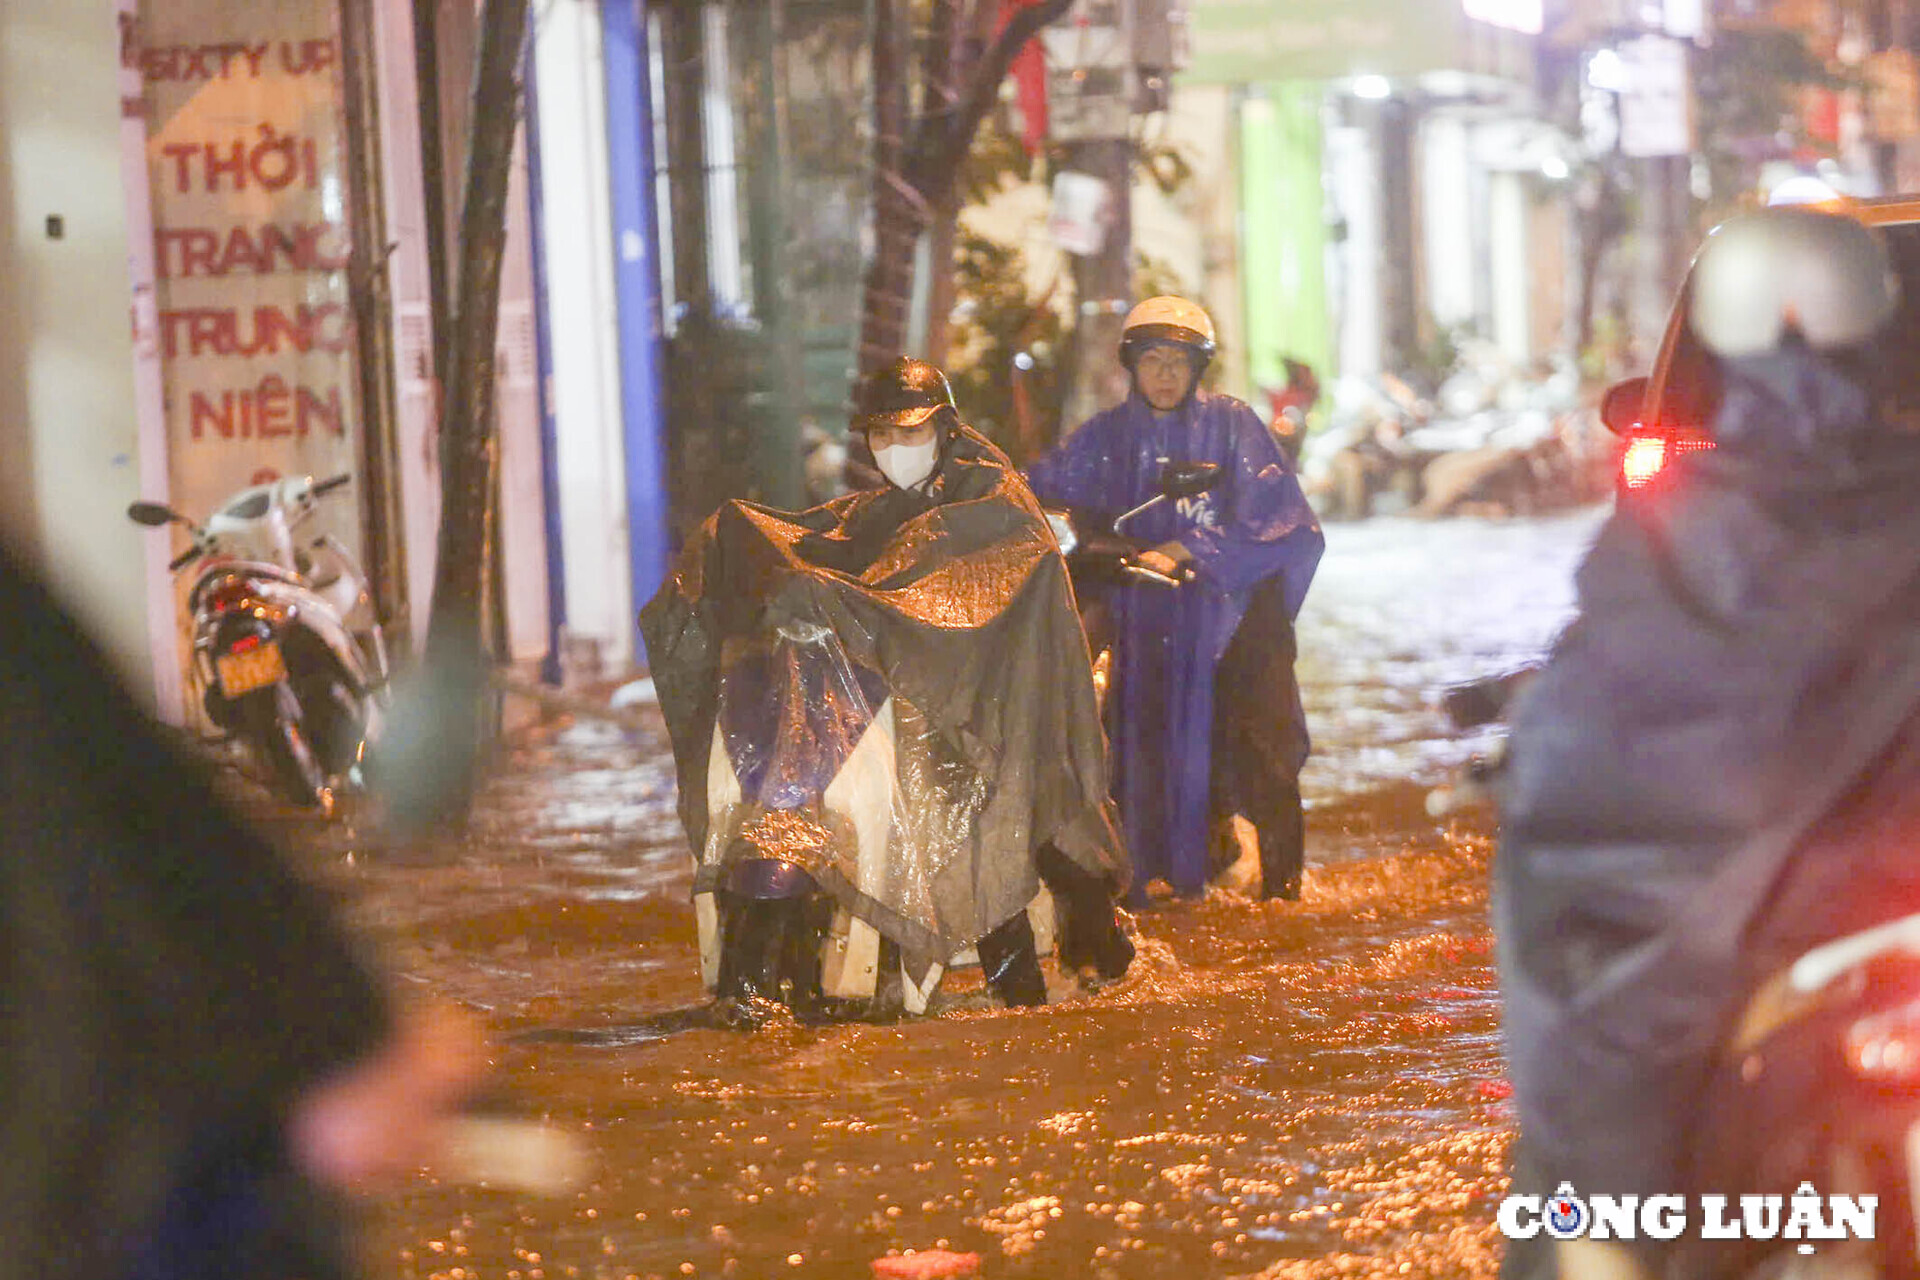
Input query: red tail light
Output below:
<box><xmin>228</xmin><ymin>633</ymin><xmax>262</xmax><ymax>654</ymax></box>
<box><xmin>207</xmin><ymin>578</ymin><xmax>254</xmax><ymax>614</ymax></box>
<box><xmin>1622</xmin><ymin>437</ymin><xmax>1669</xmax><ymax>488</ymax></box>
<box><xmin>1622</xmin><ymin>434</ymin><xmax>1714</xmax><ymax>489</ymax></box>
<box><xmin>1846</xmin><ymin>1004</ymin><xmax>1920</xmax><ymax>1084</ymax></box>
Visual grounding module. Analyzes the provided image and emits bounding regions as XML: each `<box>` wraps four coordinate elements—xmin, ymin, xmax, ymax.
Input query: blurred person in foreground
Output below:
<box><xmin>0</xmin><ymin>540</ymin><xmax>487</xmax><ymax>1280</ymax></box>
<box><xmin>1497</xmin><ymin>207</ymin><xmax>1920</xmax><ymax>1278</ymax></box>
<box><xmin>642</xmin><ymin>357</ymin><xmax>1133</xmax><ymax>1009</ymax></box>
<box><xmin>1025</xmin><ymin>297</ymin><xmax>1324</xmax><ymax>903</ymax></box>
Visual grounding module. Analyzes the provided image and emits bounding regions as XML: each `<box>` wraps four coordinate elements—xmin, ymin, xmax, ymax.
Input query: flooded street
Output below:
<box><xmin>298</xmin><ymin>508</ymin><xmax>1606</xmax><ymax>1280</ymax></box>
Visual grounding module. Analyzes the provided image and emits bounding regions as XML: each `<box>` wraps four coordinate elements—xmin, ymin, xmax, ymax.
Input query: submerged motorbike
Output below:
<box><xmin>696</xmin><ymin>618</ymin><xmax>1061</xmax><ymax>1019</ymax></box>
<box><xmin>128</xmin><ymin>474</ymin><xmax>388</xmax><ymax>810</ymax></box>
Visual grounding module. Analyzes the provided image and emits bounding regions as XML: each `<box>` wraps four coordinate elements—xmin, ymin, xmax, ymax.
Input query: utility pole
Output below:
<box><xmin>1372</xmin><ymin>95</ymin><xmax>1420</xmax><ymax>381</ymax></box>
<box><xmin>1046</xmin><ymin>0</ymin><xmax>1183</xmax><ymax>434</ymax></box>
<box><xmin>1057</xmin><ymin>136</ymin><xmax>1133</xmax><ymax>430</ymax></box>
<box><xmin>1613</xmin><ymin>27</ymin><xmax>1698</xmax><ymax>351</ymax></box>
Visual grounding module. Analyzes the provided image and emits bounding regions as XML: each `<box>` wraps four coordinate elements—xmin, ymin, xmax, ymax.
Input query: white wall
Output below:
<box><xmin>1420</xmin><ymin>114</ymin><xmax>1477</xmax><ymax>332</ymax></box>
<box><xmin>533</xmin><ymin>0</ymin><xmax>634</xmax><ymax>670</ymax></box>
<box><xmin>0</xmin><ymin>0</ymin><xmax>168</xmax><ymax>701</ymax></box>
<box><xmin>496</xmin><ymin>127</ymin><xmax>553</xmax><ymax>665</ymax></box>
<box><xmin>1488</xmin><ymin>169</ymin><xmax>1532</xmax><ymax>365</ymax></box>
<box><xmin>374</xmin><ymin>0</ymin><xmax>442</xmax><ymax>650</ymax></box>
<box><xmin>1325</xmin><ymin>120</ymin><xmax>1381</xmax><ymax>378</ymax></box>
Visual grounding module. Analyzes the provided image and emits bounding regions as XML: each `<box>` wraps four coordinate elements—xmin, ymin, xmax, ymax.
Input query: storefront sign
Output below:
<box><xmin>132</xmin><ymin>0</ymin><xmax>362</xmax><ymax>543</ymax></box>
<box><xmin>1048</xmin><ymin>169</ymin><xmax>1115</xmax><ymax>255</ymax></box>
<box><xmin>1616</xmin><ymin>35</ymin><xmax>1693</xmax><ymax>157</ymax></box>
<box><xmin>1183</xmin><ymin>0</ymin><xmax>1462</xmax><ymax>85</ymax></box>
<box><xmin>1462</xmin><ymin>0</ymin><xmax>1542</xmax><ymax>35</ymax></box>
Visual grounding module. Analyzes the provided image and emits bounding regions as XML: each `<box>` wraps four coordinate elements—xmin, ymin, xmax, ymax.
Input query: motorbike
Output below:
<box><xmin>1044</xmin><ymin>459</ymin><xmax>1224</xmax><ymax>704</ymax></box>
<box><xmin>687</xmin><ymin>472</ymin><xmax>1231</xmax><ymax>1021</ymax></box>
<box><xmin>128</xmin><ymin>473</ymin><xmax>389</xmax><ymax>811</ymax></box>
<box><xmin>695</xmin><ymin>617</ymin><xmax>1062</xmax><ymax>1019</ymax></box>
<box><xmin>1436</xmin><ymin>664</ymin><xmax>1920</xmax><ymax>1278</ymax></box>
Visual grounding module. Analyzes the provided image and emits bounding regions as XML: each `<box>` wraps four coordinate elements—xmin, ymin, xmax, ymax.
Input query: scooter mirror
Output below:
<box><xmin>127</xmin><ymin>501</ymin><xmax>179</xmax><ymax>527</ymax></box>
<box><xmin>1599</xmin><ymin>376</ymin><xmax>1649</xmax><ymax>436</ymax></box>
<box><xmin>1159</xmin><ymin>460</ymin><xmax>1224</xmax><ymax>499</ymax></box>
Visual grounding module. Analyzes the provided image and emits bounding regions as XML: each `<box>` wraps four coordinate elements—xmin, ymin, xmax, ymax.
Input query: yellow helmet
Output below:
<box><xmin>1119</xmin><ymin>295</ymin><xmax>1217</xmax><ymax>371</ymax></box>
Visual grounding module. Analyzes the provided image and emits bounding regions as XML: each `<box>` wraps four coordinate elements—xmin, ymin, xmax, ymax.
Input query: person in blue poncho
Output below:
<box><xmin>1026</xmin><ymin>297</ymin><xmax>1325</xmax><ymax>902</ymax></box>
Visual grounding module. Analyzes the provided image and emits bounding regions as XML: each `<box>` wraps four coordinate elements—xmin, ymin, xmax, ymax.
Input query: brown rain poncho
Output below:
<box><xmin>640</xmin><ymin>426</ymin><xmax>1127</xmax><ymax>972</ymax></box>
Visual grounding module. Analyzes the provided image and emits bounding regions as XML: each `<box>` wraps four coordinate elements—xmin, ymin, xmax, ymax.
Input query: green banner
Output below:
<box><xmin>1238</xmin><ymin>86</ymin><xmax>1331</xmax><ymax>399</ymax></box>
<box><xmin>1184</xmin><ymin>0</ymin><xmax>1465</xmax><ymax>85</ymax></box>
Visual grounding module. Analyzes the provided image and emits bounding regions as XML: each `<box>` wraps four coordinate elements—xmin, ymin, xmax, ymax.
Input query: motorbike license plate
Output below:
<box><xmin>216</xmin><ymin>642</ymin><xmax>287</xmax><ymax>697</ymax></box>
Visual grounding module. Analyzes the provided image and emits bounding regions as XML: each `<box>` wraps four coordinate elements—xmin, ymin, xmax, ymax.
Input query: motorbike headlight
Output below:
<box><xmin>1045</xmin><ymin>510</ymin><xmax>1078</xmax><ymax>556</ymax></box>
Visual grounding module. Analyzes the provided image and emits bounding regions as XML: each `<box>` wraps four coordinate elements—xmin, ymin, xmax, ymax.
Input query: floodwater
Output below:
<box><xmin>293</xmin><ymin>508</ymin><xmax>1606</xmax><ymax>1280</ymax></box>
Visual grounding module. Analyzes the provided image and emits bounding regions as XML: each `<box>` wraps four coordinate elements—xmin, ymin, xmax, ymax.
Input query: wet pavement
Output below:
<box><xmin>285</xmin><ymin>507</ymin><xmax>1607</xmax><ymax>1280</ymax></box>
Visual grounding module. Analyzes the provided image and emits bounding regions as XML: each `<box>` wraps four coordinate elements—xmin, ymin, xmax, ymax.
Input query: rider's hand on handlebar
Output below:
<box><xmin>1135</xmin><ymin>542</ymin><xmax>1193</xmax><ymax>579</ymax></box>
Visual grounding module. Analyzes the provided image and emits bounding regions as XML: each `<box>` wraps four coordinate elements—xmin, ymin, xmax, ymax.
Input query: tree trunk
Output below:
<box><xmin>427</xmin><ymin>0</ymin><xmax>527</xmax><ymax>664</ymax></box>
<box><xmin>1573</xmin><ymin>166</ymin><xmax>1627</xmax><ymax>360</ymax></box>
<box><xmin>857</xmin><ymin>0</ymin><xmax>920</xmax><ymax>373</ymax></box>
<box><xmin>389</xmin><ymin>0</ymin><xmax>530</xmax><ymax>829</ymax></box>
<box><xmin>855</xmin><ymin>0</ymin><xmax>1072</xmax><ymax>376</ymax></box>
<box><xmin>922</xmin><ymin>203</ymin><xmax>960</xmax><ymax>364</ymax></box>
<box><xmin>917</xmin><ymin>0</ymin><xmax>968</xmax><ymax>364</ymax></box>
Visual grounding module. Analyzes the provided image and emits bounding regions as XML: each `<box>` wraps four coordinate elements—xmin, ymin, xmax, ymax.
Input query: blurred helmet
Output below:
<box><xmin>852</xmin><ymin>356</ymin><xmax>957</xmax><ymax>432</ymax></box>
<box><xmin>1119</xmin><ymin>296</ymin><xmax>1218</xmax><ymax>371</ymax></box>
<box><xmin>1689</xmin><ymin>208</ymin><xmax>1899</xmax><ymax>358</ymax></box>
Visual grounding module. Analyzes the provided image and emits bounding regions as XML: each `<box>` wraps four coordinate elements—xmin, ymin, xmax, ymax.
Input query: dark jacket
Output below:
<box><xmin>1496</xmin><ymin>340</ymin><xmax>1920</xmax><ymax>1201</ymax></box>
<box><xmin>0</xmin><ymin>545</ymin><xmax>388</xmax><ymax>1280</ymax></box>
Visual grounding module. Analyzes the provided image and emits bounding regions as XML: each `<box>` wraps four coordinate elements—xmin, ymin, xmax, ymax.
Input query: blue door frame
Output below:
<box><xmin>600</xmin><ymin>0</ymin><xmax>672</xmax><ymax>661</ymax></box>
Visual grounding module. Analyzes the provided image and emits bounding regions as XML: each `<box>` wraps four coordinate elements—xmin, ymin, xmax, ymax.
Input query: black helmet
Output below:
<box><xmin>852</xmin><ymin>357</ymin><xmax>957</xmax><ymax>432</ymax></box>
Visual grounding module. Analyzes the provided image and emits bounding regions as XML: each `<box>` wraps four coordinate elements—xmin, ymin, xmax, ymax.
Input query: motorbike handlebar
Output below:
<box><xmin>168</xmin><ymin>545</ymin><xmax>203</xmax><ymax>572</ymax></box>
<box><xmin>312</xmin><ymin>472</ymin><xmax>353</xmax><ymax>496</ymax></box>
<box><xmin>1119</xmin><ymin>557</ymin><xmax>1195</xmax><ymax>588</ymax></box>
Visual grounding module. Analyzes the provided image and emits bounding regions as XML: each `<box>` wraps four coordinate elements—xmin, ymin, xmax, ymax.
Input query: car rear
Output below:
<box><xmin>1610</xmin><ymin>196</ymin><xmax>1920</xmax><ymax>495</ymax></box>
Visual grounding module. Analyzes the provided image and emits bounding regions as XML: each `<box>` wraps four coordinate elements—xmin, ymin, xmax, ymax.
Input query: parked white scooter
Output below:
<box><xmin>128</xmin><ymin>473</ymin><xmax>389</xmax><ymax>811</ymax></box>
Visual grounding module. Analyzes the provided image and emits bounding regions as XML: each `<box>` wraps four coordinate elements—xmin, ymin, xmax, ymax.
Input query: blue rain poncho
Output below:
<box><xmin>1027</xmin><ymin>390</ymin><xmax>1324</xmax><ymax>896</ymax></box>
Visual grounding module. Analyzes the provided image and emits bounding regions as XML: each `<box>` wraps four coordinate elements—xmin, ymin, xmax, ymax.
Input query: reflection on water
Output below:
<box><xmin>309</xmin><ymin>511</ymin><xmax>1605</xmax><ymax>1279</ymax></box>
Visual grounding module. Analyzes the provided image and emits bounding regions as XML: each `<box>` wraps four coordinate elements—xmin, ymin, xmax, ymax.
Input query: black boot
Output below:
<box><xmin>1037</xmin><ymin>843</ymin><xmax>1135</xmax><ymax>983</ymax></box>
<box><xmin>1246</xmin><ymin>781</ymin><xmax>1305</xmax><ymax>901</ymax></box>
<box><xmin>976</xmin><ymin>911</ymin><xmax>1048</xmax><ymax>1007</ymax></box>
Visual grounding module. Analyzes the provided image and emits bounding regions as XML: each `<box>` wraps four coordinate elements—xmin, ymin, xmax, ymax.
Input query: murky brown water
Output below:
<box><xmin>281</xmin><ymin>510</ymin><xmax>1604</xmax><ymax>1280</ymax></box>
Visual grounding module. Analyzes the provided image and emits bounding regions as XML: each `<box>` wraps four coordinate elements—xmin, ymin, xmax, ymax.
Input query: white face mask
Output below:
<box><xmin>873</xmin><ymin>439</ymin><xmax>939</xmax><ymax>491</ymax></box>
